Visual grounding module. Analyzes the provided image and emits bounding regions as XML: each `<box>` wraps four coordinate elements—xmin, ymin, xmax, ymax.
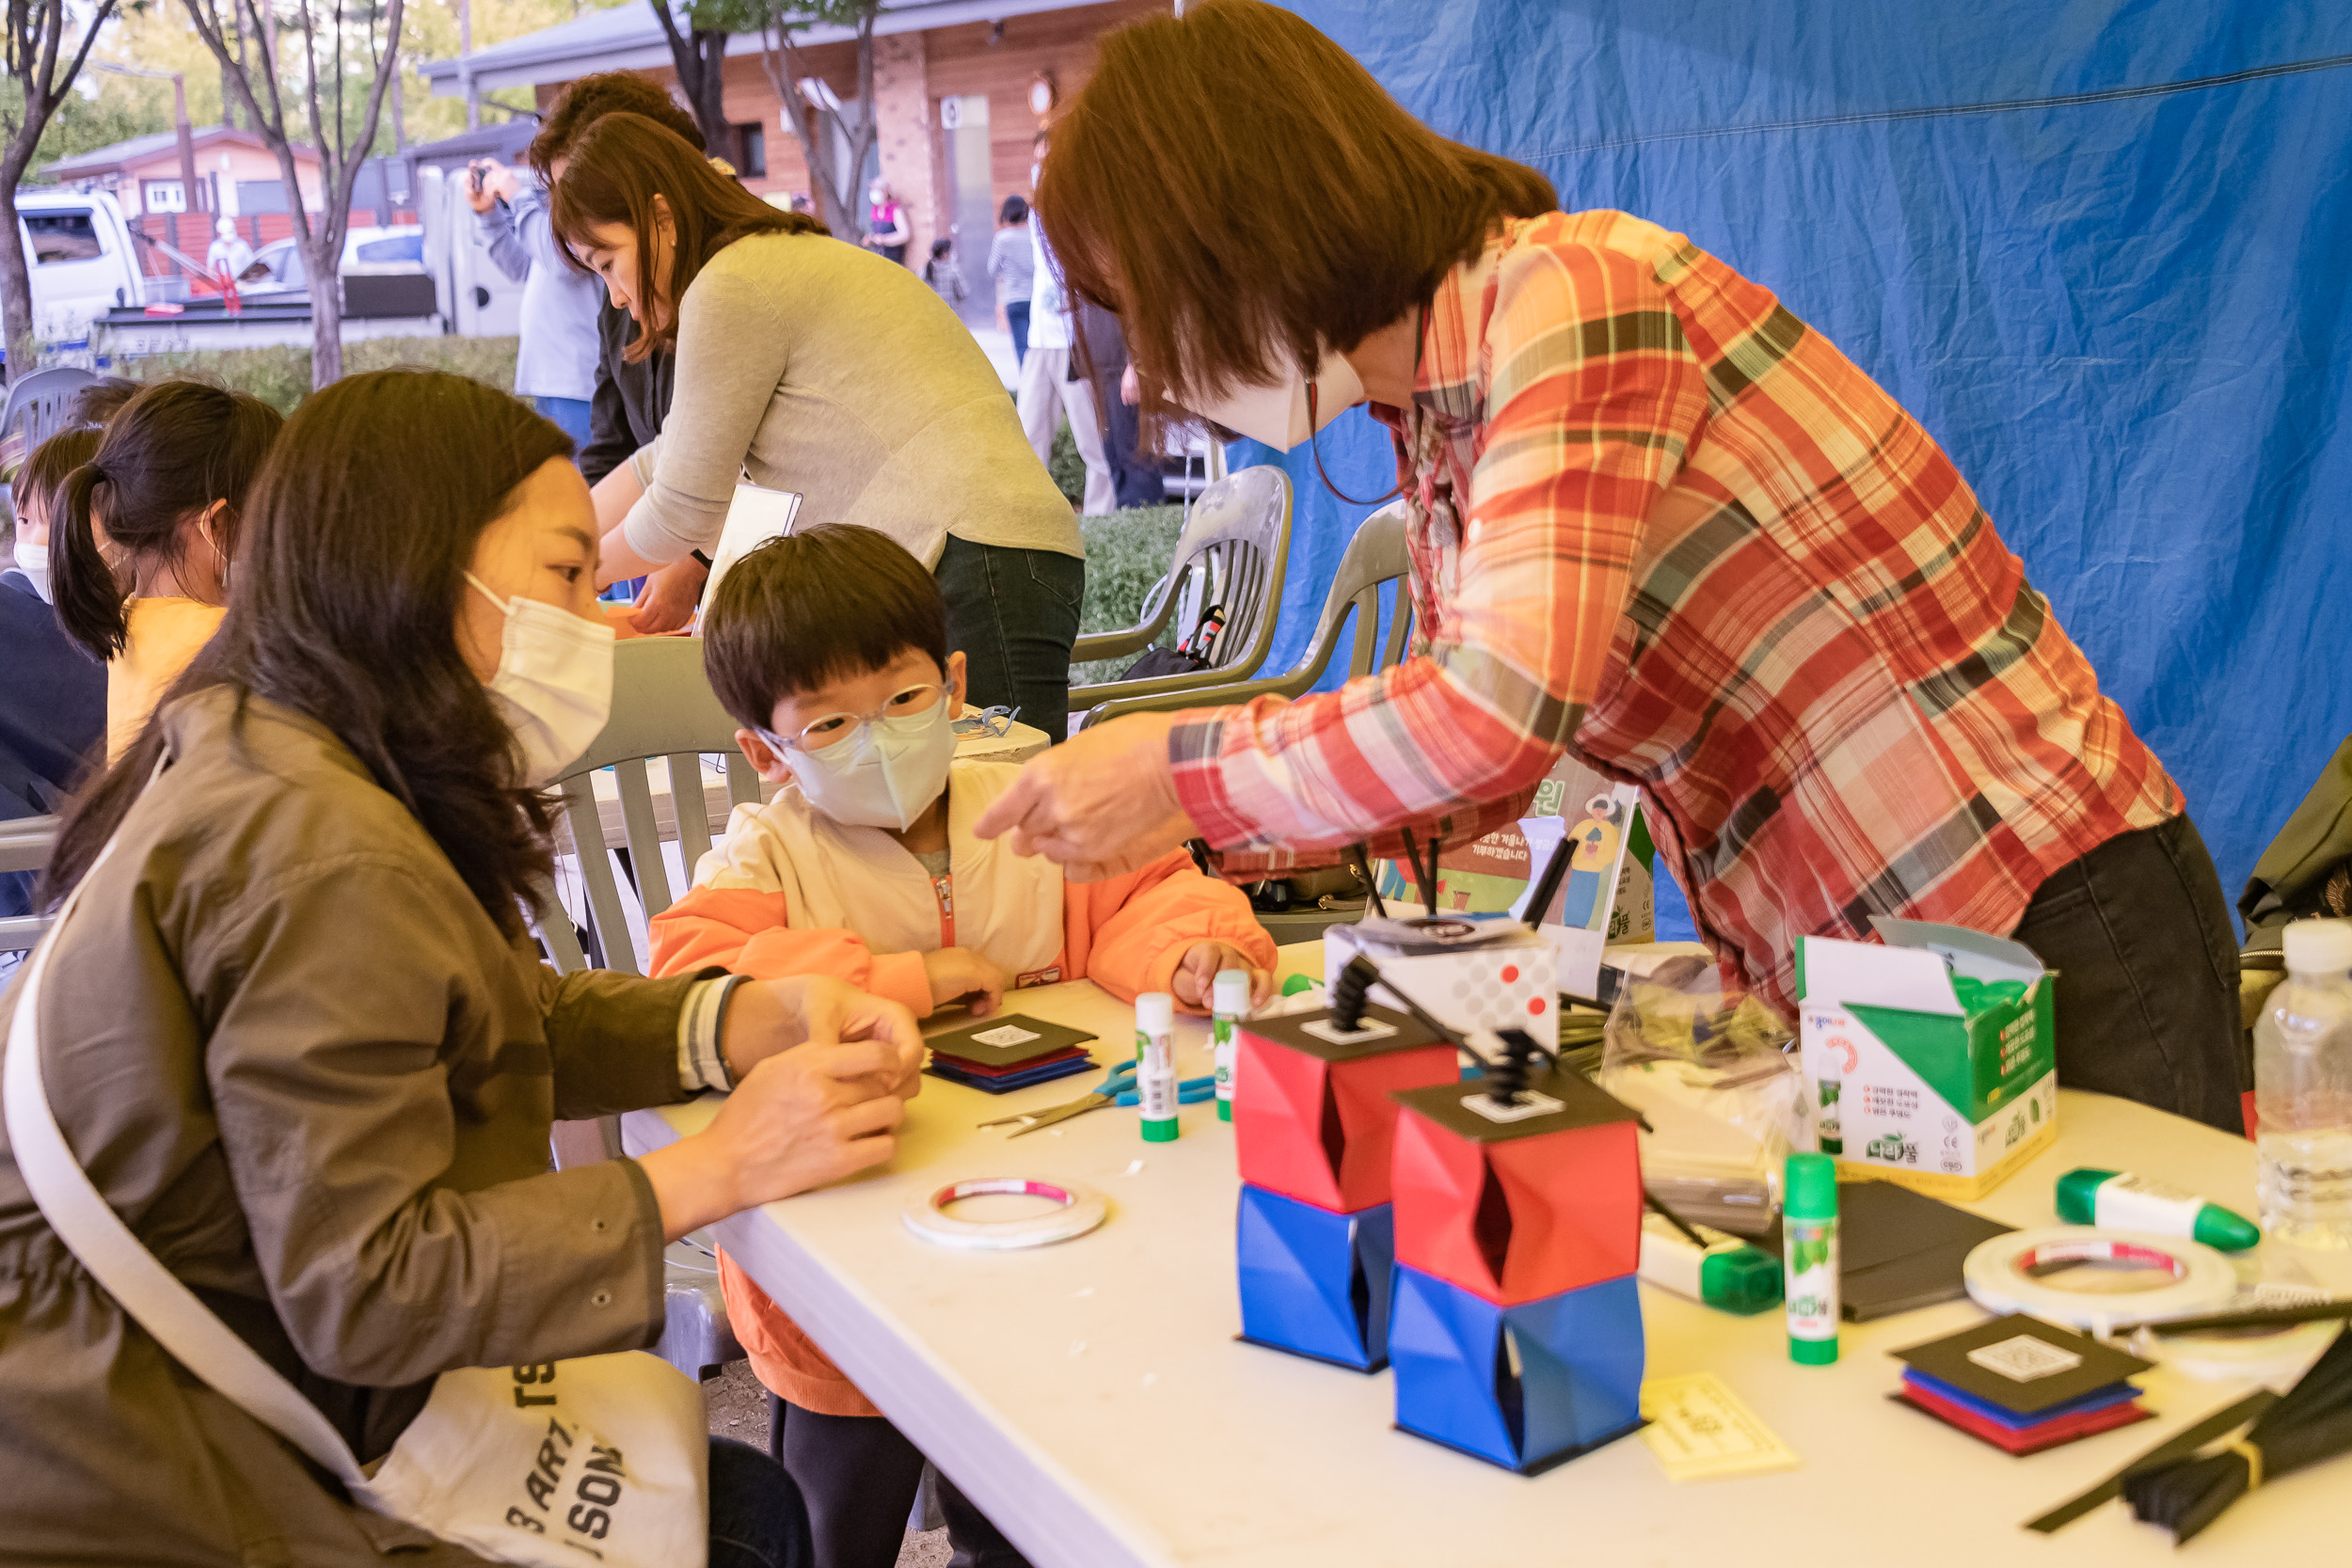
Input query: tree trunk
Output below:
<box><xmin>0</xmin><ymin>166</ymin><xmax>37</xmax><ymax>376</ymax></box>
<box><xmin>696</xmin><ymin>30</ymin><xmax>728</xmax><ymax>155</ymax></box>
<box><xmin>307</xmin><ymin>230</ymin><xmax>342</xmax><ymax>386</ymax></box>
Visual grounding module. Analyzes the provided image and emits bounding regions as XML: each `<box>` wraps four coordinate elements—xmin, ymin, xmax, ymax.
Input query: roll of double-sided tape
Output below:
<box><xmin>902</xmin><ymin>1177</ymin><xmax>1108</xmax><ymax>1251</ymax></box>
<box><xmin>1963</xmin><ymin>1227</ymin><xmax>2238</xmax><ymax>1337</ymax></box>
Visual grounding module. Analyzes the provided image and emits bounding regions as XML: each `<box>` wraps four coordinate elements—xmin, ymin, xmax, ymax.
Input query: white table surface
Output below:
<box><xmin>625</xmin><ymin>945</ymin><xmax>2352</xmax><ymax>1567</ymax></box>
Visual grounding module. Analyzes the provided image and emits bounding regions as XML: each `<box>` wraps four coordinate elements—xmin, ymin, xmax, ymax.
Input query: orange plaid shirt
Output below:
<box><xmin>1170</xmin><ymin>210</ymin><xmax>2179</xmax><ymax>1013</ymax></box>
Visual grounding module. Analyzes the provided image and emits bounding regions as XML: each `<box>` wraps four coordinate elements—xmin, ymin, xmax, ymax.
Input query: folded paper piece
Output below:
<box><xmin>1234</xmin><ymin>1184</ymin><xmax>1395</xmax><ymax>1371</ymax></box>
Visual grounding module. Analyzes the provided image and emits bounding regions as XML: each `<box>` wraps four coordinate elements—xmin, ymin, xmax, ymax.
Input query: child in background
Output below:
<box><xmin>651</xmin><ymin>523</ymin><xmax>1276</xmax><ymax>1568</ymax></box>
<box><xmin>48</xmin><ymin>380</ymin><xmax>282</xmax><ymax>760</ymax></box>
<box><xmin>922</xmin><ymin>236</ymin><xmax>968</xmax><ymax>311</ymax></box>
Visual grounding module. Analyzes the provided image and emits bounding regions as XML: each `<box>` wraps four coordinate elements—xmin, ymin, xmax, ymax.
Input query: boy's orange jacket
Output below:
<box><xmin>648</xmin><ymin>757</ymin><xmax>1274</xmax><ymax>1417</ymax></box>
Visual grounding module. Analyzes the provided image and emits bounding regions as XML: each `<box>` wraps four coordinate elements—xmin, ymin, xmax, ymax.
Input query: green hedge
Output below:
<box><xmin>1073</xmin><ymin>504</ymin><xmax>1184</xmax><ymax>685</ymax></box>
<box><xmin>119</xmin><ymin>337</ymin><xmax>520</xmax><ymax>415</ymax></box>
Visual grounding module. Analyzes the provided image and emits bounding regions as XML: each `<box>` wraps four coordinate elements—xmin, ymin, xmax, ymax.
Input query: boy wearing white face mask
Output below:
<box><xmin>649</xmin><ymin>523</ymin><xmax>1275</xmax><ymax>1568</ymax></box>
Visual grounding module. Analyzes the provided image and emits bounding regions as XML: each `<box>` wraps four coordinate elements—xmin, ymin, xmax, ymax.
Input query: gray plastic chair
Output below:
<box><xmin>534</xmin><ymin>635</ymin><xmax>763</xmax><ymax>976</ymax></box>
<box><xmin>1083</xmin><ymin>502</ymin><xmax>1414</xmax><ymax>727</ymax></box>
<box><xmin>0</xmin><ymin>815</ymin><xmax>58</xmax><ymax>956</ymax></box>
<box><xmin>0</xmin><ymin>366</ymin><xmax>95</xmax><ymax>449</ymax></box>
<box><xmin>532</xmin><ymin>636</ymin><xmax>756</xmax><ymax>1385</ymax></box>
<box><xmin>1066</xmin><ymin>465</ymin><xmax>1293</xmax><ymax>723</ymax></box>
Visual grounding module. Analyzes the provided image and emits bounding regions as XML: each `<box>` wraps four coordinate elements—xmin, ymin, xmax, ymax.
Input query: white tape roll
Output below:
<box><xmin>902</xmin><ymin>1178</ymin><xmax>1108</xmax><ymax>1251</ymax></box>
<box><xmin>1962</xmin><ymin>1227</ymin><xmax>2238</xmax><ymax>1337</ymax></box>
<box><xmin>2137</xmin><ymin>1321</ymin><xmax>2342</xmax><ymax>1386</ymax></box>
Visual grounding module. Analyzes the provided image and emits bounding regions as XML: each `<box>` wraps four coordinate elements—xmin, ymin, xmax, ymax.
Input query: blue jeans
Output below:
<box><xmin>533</xmin><ymin>395</ymin><xmax>595</xmax><ymax>453</ymax></box>
<box><xmin>709</xmin><ymin>1435</ymin><xmax>814</xmax><ymax>1568</ymax></box>
<box><xmin>1005</xmin><ymin>301</ymin><xmax>1031</xmax><ymax>367</ymax></box>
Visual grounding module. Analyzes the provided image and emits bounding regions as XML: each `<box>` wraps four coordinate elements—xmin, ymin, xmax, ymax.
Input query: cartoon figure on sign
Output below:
<box><xmin>1559</xmin><ymin>793</ymin><xmax>1626</xmax><ymax>931</ymax></box>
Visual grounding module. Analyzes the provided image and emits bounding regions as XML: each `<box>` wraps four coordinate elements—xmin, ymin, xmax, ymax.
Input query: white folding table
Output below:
<box><xmin>625</xmin><ymin>945</ymin><xmax>2352</xmax><ymax>1567</ymax></box>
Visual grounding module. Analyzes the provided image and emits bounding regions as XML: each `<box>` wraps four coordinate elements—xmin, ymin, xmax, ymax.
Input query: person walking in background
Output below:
<box><xmin>1077</xmin><ymin>298</ymin><xmax>1165</xmax><ymax>510</ymax></box>
<box><xmin>990</xmin><ymin>195</ymin><xmax>1035</xmax><ymax>366</ymax></box>
<box><xmin>923</xmin><ymin>237</ymin><xmax>968</xmax><ymax>312</ymax></box>
<box><xmin>863</xmin><ymin>180</ymin><xmax>910</xmax><ymax>264</ymax></box>
<box><xmin>1016</xmin><ymin>131</ymin><xmax>1113</xmax><ymax>515</ymax></box>
<box><xmin>468</xmin><ymin>153</ymin><xmax>603</xmax><ymax>450</ymax></box>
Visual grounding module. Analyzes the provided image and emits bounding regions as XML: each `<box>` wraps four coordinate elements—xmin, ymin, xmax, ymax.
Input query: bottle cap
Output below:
<box><xmin>2281</xmin><ymin>919</ymin><xmax>2352</xmax><ymax>976</ymax></box>
<box><xmin>1136</xmin><ymin>991</ymin><xmax>1174</xmax><ymax>1033</ymax></box>
<box><xmin>2053</xmin><ymin>1166</ymin><xmax>2118</xmax><ymax>1226</ymax></box>
<box><xmin>1784</xmin><ymin>1152</ymin><xmax>1838</xmax><ymax>1220</ymax></box>
<box><xmin>1699</xmin><ymin>1245</ymin><xmax>1785</xmax><ymax>1315</ymax></box>
<box><xmin>1212</xmin><ymin>970</ymin><xmax>1251</xmax><ymax>1016</ymax></box>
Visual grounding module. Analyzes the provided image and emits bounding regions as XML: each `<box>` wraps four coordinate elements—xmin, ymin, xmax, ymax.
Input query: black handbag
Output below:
<box><xmin>1118</xmin><ymin>604</ymin><xmax>1225</xmax><ymax>682</ymax></box>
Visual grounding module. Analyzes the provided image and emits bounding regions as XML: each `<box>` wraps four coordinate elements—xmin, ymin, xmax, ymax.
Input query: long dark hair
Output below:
<box><xmin>1038</xmin><ymin>0</ymin><xmax>1556</xmax><ymax>418</ymax></box>
<box><xmin>49</xmin><ymin>378</ymin><xmax>281</xmax><ymax>660</ymax></box>
<box><xmin>548</xmin><ymin>111</ymin><xmax>825</xmax><ymax>359</ymax></box>
<box><xmin>45</xmin><ymin>372</ymin><xmax>577</xmax><ymax>933</ymax></box>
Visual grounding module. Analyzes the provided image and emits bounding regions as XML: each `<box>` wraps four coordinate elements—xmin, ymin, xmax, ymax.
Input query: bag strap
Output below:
<box><xmin>4</xmin><ymin>838</ymin><xmax>373</xmax><ymax>1491</ymax></box>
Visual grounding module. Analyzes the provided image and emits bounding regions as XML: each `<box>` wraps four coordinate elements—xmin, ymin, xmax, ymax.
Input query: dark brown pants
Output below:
<box><xmin>2010</xmin><ymin>813</ymin><xmax>2247</xmax><ymax>1133</ymax></box>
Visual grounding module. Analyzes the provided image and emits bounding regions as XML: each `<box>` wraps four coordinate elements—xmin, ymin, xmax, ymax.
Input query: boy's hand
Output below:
<box><xmin>923</xmin><ymin>947</ymin><xmax>1006</xmax><ymax>1017</ymax></box>
<box><xmin>1171</xmin><ymin>942</ymin><xmax>1272</xmax><ymax>1011</ymax></box>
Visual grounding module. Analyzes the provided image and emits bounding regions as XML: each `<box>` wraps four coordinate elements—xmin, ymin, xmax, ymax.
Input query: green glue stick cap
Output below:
<box><xmin>2054</xmin><ymin>1166</ymin><xmax>2261</xmax><ymax>1251</ymax></box>
<box><xmin>1785</xmin><ymin>1152</ymin><xmax>1838</xmax><ymax>1219</ymax></box>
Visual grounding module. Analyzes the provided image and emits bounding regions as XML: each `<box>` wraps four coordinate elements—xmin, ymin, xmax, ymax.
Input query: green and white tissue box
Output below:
<box><xmin>1795</xmin><ymin>918</ymin><xmax>2057</xmax><ymax>1200</ymax></box>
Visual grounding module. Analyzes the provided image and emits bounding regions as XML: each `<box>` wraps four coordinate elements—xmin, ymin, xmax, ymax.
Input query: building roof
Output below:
<box><xmin>40</xmin><ymin>125</ymin><xmax>319</xmax><ymax>182</ymax></box>
<box><xmin>419</xmin><ymin>0</ymin><xmax>1112</xmax><ymax>93</ymax></box>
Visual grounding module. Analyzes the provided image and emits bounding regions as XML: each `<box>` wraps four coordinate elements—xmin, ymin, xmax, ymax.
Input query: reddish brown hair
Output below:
<box><xmin>1038</xmin><ymin>0</ymin><xmax>1555</xmax><ymax>416</ymax></box>
<box><xmin>529</xmin><ymin>71</ymin><xmax>705</xmax><ymax>181</ymax></box>
<box><xmin>548</xmin><ymin>112</ymin><xmax>824</xmax><ymax>359</ymax></box>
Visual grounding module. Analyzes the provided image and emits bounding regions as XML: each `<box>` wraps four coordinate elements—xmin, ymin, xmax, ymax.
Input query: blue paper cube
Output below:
<box><xmin>1389</xmin><ymin>1265</ymin><xmax>1645</xmax><ymax>1473</ymax></box>
<box><xmin>1235</xmin><ymin>1183</ymin><xmax>1396</xmax><ymax>1371</ymax></box>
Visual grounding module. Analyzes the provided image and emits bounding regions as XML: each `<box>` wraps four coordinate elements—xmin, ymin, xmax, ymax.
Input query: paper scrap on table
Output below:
<box><xmin>1639</xmin><ymin>1373</ymin><xmax>1800</xmax><ymax>1481</ymax></box>
<box><xmin>971</xmin><ymin>1023</ymin><xmax>1042</xmax><ymax>1048</ymax></box>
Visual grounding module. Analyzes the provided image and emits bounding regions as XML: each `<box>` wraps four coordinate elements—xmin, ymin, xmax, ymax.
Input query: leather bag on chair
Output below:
<box><xmin>2239</xmin><ymin>735</ymin><xmax>2352</xmax><ymax>953</ymax></box>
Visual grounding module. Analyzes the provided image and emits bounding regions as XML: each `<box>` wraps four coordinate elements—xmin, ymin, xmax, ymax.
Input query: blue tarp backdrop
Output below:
<box><xmin>1232</xmin><ymin>1</ymin><xmax>2352</xmax><ymax>942</ymax></box>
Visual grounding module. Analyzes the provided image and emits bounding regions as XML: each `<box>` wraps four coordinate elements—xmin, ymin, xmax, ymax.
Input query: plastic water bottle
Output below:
<box><xmin>2254</xmin><ymin>919</ymin><xmax>2352</xmax><ymax>1248</ymax></box>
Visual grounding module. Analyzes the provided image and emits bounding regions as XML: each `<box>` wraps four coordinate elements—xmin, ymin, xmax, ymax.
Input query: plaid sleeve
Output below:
<box><xmin>1169</xmin><ymin>237</ymin><xmax>1706</xmax><ymax>854</ymax></box>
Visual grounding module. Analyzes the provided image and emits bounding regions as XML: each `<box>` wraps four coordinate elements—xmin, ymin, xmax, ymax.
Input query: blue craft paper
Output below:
<box><xmin>924</xmin><ymin>1055</ymin><xmax>1097</xmax><ymax>1095</ymax></box>
<box><xmin>1902</xmin><ymin>1369</ymin><xmax>2140</xmax><ymax>1431</ymax></box>
<box><xmin>1389</xmin><ymin>1265</ymin><xmax>1645</xmax><ymax>1470</ymax></box>
<box><xmin>1235</xmin><ymin>1184</ymin><xmax>1394</xmax><ymax>1371</ymax></box>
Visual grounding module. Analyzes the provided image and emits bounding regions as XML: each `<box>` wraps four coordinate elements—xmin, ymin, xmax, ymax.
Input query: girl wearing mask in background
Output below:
<box><xmin>48</xmin><ymin>380</ymin><xmax>282</xmax><ymax>760</ymax></box>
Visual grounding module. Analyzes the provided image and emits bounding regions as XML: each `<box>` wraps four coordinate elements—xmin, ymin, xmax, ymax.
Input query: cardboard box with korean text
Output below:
<box><xmin>1795</xmin><ymin>918</ymin><xmax>2057</xmax><ymax>1200</ymax></box>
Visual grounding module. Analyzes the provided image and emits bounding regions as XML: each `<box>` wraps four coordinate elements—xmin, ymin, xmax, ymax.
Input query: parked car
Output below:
<box><xmin>234</xmin><ymin>225</ymin><xmax>425</xmax><ymax>295</ymax></box>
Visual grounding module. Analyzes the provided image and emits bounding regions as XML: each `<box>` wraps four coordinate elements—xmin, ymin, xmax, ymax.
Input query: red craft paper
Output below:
<box><xmin>1390</xmin><ymin>1106</ymin><xmax>1642</xmax><ymax>1307</ymax></box>
<box><xmin>1894</xmin><ymin>1384</ymin><xmax>2151</xmax><ymax>1455</ymax></box>
<box><xmin>1232</xmin><ymin>1030</ymin><xmax>1455</xmax><ymax>1213</ymax></box>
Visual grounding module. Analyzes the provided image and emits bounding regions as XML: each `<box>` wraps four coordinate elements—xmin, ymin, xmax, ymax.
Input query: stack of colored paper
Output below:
<box><xmin>924</xmin><ymin>1015</ymin><xmax>1098</xmax><ymax>1094</ymax></box>
<box><xmin>1892</xmin><ymin>1315</ymin><xmax>2153</xmax><ymax>1455</ymax></box>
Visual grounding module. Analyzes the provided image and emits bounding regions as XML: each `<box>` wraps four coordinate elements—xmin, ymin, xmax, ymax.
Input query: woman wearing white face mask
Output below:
<box><xmin>0</xmin><ymin>424</ymin><xmax>107</xmax><ymax>939</ymax></box>
<box><xmin>2</xmin><ymin>371</ymin><xmax>927</xmax><ymax>1566</ymax></box>
<box><xmin>979</xmin><ymin>0</ymin><xmax>2247</xmax><ymax>1133</ymax></box>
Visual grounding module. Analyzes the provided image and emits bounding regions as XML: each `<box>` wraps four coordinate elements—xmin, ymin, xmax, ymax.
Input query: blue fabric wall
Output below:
<box><xmin>1239</xmin><ymin>1</ymin><xmax>2352</xmax><ymax>935</ymax></box>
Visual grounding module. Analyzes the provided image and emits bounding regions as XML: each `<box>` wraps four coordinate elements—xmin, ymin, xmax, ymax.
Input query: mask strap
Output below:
<box><xmin>463</xmin><ymin>571</ymin><xmax>512</xmax><ymax>614</ymax></box>
<box><xmin>1306</xmin><ymin>380</ymin><xmax>1405</xmax><ymax>508</ymax></box>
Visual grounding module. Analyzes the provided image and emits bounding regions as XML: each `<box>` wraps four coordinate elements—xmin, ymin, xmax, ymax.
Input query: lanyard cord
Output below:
<box><xmin>1302</xmin><ymin>305</ymin><xmax>1427</xmax><ymax>509</ymax></box>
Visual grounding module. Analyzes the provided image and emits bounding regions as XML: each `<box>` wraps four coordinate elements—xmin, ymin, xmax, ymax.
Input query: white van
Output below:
<box><xmin>11</xmin><ymin>190</ymin><xmax>145</xmax><ymax>349</ymax></box>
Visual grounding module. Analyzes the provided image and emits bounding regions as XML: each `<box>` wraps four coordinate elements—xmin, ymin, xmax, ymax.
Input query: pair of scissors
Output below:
<box><xmin>977</xmin><ymin>1061</ymin><xmax>1216</xmax><ymax>1137</ymax></box>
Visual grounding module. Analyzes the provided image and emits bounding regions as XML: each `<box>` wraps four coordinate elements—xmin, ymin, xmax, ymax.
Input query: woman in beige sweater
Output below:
<box><xmin>551</xmin><ymin>115</ymin><xmax>1089</xmax><ymax>741</ymax></box>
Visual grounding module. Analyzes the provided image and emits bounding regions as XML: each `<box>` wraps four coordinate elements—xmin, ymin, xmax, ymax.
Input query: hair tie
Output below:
<box><xmin>84</xmin><ymin>461</ymin><xmax>106</xmax><ymax>483</ymax></box>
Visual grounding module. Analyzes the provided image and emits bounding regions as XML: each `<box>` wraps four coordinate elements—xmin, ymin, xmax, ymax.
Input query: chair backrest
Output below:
<box><xmin>1150</xmin><ymin>464</ymin><xmax>1291</xmax><ymax>668</ymax></box>
<box><xmin>0</xmin><ymin>367</ymin><xmax>96</xmax><ymax>452</ymax></box>
<box><xmin>536</xmin><ymin>637</ymin><xmax>762</xmax><ymax>975</ymax></box>
<box><xmin>0</xmin><ymin>815</ymin><xmax>60</xmax><ymax>956</ymax></box>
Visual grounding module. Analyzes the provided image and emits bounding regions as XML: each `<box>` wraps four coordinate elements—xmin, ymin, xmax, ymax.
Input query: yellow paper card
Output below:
<box><xmin>1639</xmin><ymin>1373</ymin><xmax>1802</xmax><ymax>1482</ymax></box>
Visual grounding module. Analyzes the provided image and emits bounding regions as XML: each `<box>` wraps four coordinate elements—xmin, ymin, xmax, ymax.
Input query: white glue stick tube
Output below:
<box><xmin>1136</xmin><ymin>991</ymin><xmax>1178</xmax><ymax>1143</ymax></box>
<box><xmin>1212</xmin><ymin>970</ymin><xmax>1249</xmax><ymax>1124</ymax></box>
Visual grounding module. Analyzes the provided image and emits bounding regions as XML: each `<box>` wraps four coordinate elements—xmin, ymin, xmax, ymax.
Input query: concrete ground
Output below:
<box><xmin>705</xmin><ymin>1361</ymin><xmax>950</xmax><ymax>1567</ymax></box>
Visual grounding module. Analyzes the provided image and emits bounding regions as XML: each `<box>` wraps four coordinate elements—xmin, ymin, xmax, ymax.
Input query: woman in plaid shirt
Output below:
<box><xmin>977</xmin><ymin>0</ymin><xmax>2244</xmax><ymax>1130</ymax></box>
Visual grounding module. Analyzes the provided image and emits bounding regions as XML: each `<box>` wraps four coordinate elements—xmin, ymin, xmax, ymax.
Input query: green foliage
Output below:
<box><xmin>1047</xmin><ymin>417</ymin><xmax>1085</xmax><ymax>508</ymax></box>
<box><xmin>119</xmin><ymin>335</ymin><xmax>518</xmax><ymax>413</ymax></box>
<box><xmin>24</xmin><ymin>87</ymin><xmax>168</xmax><ymax>180</ymax></box>
<box><xmin>1072</xmin><ymin>504</ymin><xmax>1184</xmax><ymax>684</ymax></box>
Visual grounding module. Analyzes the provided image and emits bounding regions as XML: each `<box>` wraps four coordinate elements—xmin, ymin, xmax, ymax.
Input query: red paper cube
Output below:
<box><xmin>1391</xmin><ymin>1070</ymin><xmax>1643</xmax><ymax>1306</ymax></box>
<box><xmin>1233</xmin><ymin>1006</ymin><xmax>1455</xmax><ymax>1214</ymax></box>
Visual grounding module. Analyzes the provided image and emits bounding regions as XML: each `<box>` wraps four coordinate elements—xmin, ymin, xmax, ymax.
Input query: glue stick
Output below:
<box><xmin>2054</xmin><ymin>1168</ymin><xmax>2262</xmax><ymax>1251</ymax></box>
<box><xmin>1783</xmin><ymin>1153</ymin><xmax>1839</xmax><ymax>1365</ymax></box>
<box><xmin>1136</xmin><ymin>991</ymin><xmax>1178</xmax><ymax>1142</ymax></box>
<box><xmin>1212</xmin><ymin>970</ymin><xmax>1249</xmax><ymax>1123</ymax></box>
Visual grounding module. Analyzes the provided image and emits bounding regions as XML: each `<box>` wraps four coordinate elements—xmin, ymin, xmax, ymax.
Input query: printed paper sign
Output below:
<box><xmin>1639</xmin><ymin>1373</ymin><xmax>1802</xmax><ymax>1481</ymax></box>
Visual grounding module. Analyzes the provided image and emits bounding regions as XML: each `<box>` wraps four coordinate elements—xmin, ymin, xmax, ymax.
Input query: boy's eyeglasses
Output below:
<box><xmin>765</xmin><ymin>682</ymin><xmax>945</xmax><ymax>752</ymax></box>
<box><xmin>949</xmin><ymin>705</ymin><xmax>1021</xmax><ymax>740</ymax></box>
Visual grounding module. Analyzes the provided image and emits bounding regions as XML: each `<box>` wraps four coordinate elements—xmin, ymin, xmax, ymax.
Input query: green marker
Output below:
<box><xmin>1211</xmin><ymin>970</ymin><xmax>1249</xmax><ymax>1123</ymax></box>
<box><xmin>1784</xmin><ymin>1153</ymin><xmax>1839</xmax><ymax>1365</ymax></box>
<box><xmin>2054</xmin><ymin>1168</ymin><xmax>2261</xmax><ymax>1251</ymax></box>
